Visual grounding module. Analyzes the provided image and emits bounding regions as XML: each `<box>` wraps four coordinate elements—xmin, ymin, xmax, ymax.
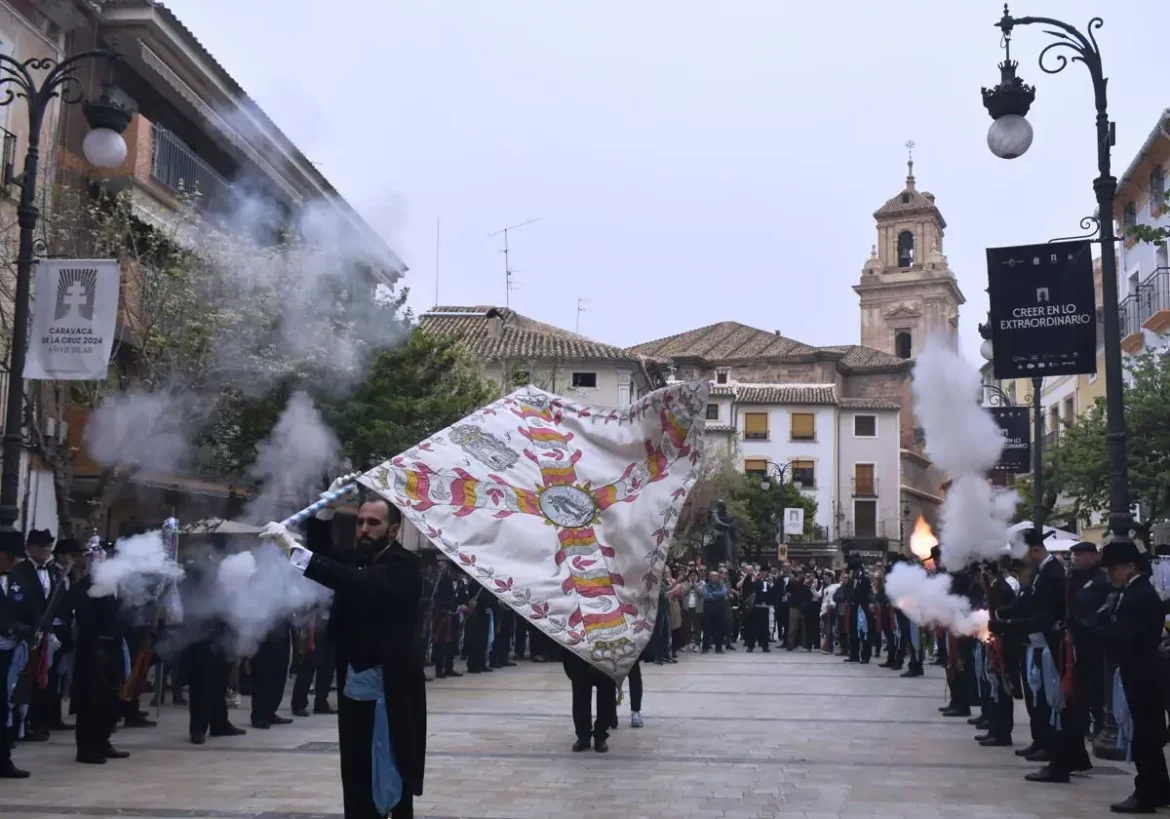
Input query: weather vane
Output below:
<box><xmin>905</xmin><ymin>139</ymin><xmax>915</xmax><ymax>177</ymax></box>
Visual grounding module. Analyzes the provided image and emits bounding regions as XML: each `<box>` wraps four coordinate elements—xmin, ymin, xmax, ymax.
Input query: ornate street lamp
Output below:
<box><xmin>981</xmin><ymin>6</ymin><xmax>1129</xmax><ymax>761</ymax></box>
<box><xmin>0</xmin><ymin>50</ymin><xmax>129</xmax><ymax>536</ymax></box>
<box><xmin>759</xmin><ymin>460</ymin><xmax>802</xmax><ymax>492</ymax></box>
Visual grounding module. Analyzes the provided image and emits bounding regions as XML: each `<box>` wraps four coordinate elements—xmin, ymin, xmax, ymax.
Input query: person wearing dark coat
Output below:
<box><xmin>561</xmin><ymin>648</ymin><xmax>617</xmax><ymax>754</ymax></box>
<box><xmin>1068</xmin><ymin>541</ymin><xmax>1111</xmax><ymax>738</ymax></box>
<box><xmin>8</xmin><ymin>528</ymin><xmax>59</xmax><ymax>740</ymax></box>
<box><xmin>250</xmin><ymin>617</ymin><xmax>294</xmax><ymax>729</ymax></box>
<box><xmin>846</xmin><ymin>562</ymin><xmax>874</xmax><ymax>664</ymax></box>
<box><xmin>71</xmin><ymin>541</ymin><xmax>131</xmax><ymax>765</ymax></box>
<box><xmin>1100</xmin><ymin>540</ymin><xmax>1170</xmax><ymax>814</ymax></box>
<box><xmin>273</xmin><ymin>489</ymin><xmax>425</xmax><ymax>819</ymax></box>
<box><xmin>47</xmin><ymin>538</ymin><xmax>82</xmax><ymax>732</ymax></box>
<box><xmin>0</xmin><ymin>530</ymin><xmax>32</xmax><ymax>778</ymax></box>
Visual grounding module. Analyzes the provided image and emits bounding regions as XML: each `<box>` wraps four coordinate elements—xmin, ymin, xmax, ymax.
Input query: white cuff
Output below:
<box><xmin>289</xmin><ymin>546</ymin><xmax>312</xmax><ymax>573</ymax></box>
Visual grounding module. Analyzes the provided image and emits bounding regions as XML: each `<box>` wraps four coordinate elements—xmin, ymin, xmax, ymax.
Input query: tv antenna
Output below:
<box><xmin>486</xmin><ymin>218</ymin><xmax>538</xmax><ymax>307</ymax></box>
<box><xmin>576</xmin><ymin>298</ymin><xmax>588</xmax><ymax>333</ymax></box>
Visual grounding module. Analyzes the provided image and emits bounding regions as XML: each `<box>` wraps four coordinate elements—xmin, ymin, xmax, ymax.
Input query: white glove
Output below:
<box><xmin>288</xmin><ymin>545</ymin><xmax>312</xmax><ymax>573</ymax></box>
<box><xmin>49</xmin><ymin>634</ymin><xmax>61</xmax><ymax>652</ymax></box>
<box><xmin>315</xmin><ymin>475</ymin><xmax>350</xmax><ymax>521</ymax></box>
<box><xmin>260</xmin><ymin>521</ymin><xmax>302</xmax><ymax>555</ymax></box>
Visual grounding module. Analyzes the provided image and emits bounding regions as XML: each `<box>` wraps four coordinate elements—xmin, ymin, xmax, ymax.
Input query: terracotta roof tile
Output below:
<box><xmin>419</xmin><ymin>306</ymin><xmax>639</xmax><ymax>362</ymax></box>
<box><xmin>839</xmin><ymin>397</ymin><xmax>902</xmax><ymax>411</ymax></box>
<box><xmin>704</xmin><ymin>423</ymin><xmax>736</xmax><ymax>433</ymax></box>
<box><xmin>709</xmin><ymin>384</ymin><xmax>735</xmax><ymax>396</ymax></box>
<box><xmin>873</xmin><ymin>182</ymin><xmax>947</xmax><ymax>229</ymax></box>
<box><xmin>819</xmin><ymin>345</ymin><xmax>907</xmax><ymax>371</ymax></box>
<box><xmin>734</xmin><ymin>384</ymin><xmax>837</xmax><ymax>405</ymax></box>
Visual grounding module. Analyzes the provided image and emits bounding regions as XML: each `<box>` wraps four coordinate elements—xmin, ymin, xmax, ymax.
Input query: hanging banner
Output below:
<box><xmin>986</xmin><ymin>240</ymin><xmax>1097</xmax><ymax>380</ymax></box>
<box><xmin>990</xmin><ymin>407</ymin><xmax>1030</xmax><ymax>472</ymax></box>
<box><xmin>24</xmin><ymin>259</ymin><xmax>120</xmax><ymax>381</ymax></box>
<box><xmin>782</xmin><ymin>507</ymin><xmax>805</xmax><ymax>535</ymax></box>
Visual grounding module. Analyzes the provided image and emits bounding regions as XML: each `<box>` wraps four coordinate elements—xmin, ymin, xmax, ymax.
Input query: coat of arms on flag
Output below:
<box><xmin>357</xmin><ymin>380</ymin><xmax>709</xmax><ymax>680</ymax></box>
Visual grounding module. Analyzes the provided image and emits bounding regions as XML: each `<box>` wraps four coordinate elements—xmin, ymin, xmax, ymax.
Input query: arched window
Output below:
<box><xmin>895</xmin><ymin>331</ymin><xmax>912</xmax><ymax>359</ymax></box>
<box><xmin>897</xmin><ymin>230</ymin><xmax>915</xmax><ymax>268</ymax></box>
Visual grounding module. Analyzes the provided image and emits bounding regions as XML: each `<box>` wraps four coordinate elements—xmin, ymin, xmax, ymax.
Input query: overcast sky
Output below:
<box><xmin>166</xmin><ymin>0</ymin><xmax>1169</xmax><ymax>361</ymax></box>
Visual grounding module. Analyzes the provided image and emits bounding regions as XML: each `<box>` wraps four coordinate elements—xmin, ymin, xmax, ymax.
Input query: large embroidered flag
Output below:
<box><xmin>357</xmin><ymin>380</ymin><xmax>708</xmax><ymax>680</ymax></box>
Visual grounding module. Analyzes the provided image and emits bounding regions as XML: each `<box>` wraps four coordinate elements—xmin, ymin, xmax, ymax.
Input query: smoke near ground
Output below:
<box><xmin>886</xmin><ymin>562</ymin><xmax>989</xmax><ymax>639</ymax></box>
<box><xmin>912</xmin><ymin>338</ymin><xmax>1018</xmax><ymax>570</ymax></box>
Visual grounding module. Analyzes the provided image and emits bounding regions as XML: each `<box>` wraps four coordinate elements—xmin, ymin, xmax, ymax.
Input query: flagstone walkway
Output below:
<box><xmin>6</xmin><ymin>650</ymin><xmax>1134</xmax><ymax>819</ymax></box>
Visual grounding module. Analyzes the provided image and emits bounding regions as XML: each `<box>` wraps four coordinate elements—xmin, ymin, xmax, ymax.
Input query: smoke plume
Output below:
<box><xmin>912</xmin><ymin>339</ymin><xmax>1018</xmax><ymax>569</ymax></box>
<box><xmin>245</xmin><ymin>391</ymin><xmax>339</xmax><ymax>523</ymax></box>
<box><xmin>84</xmin><ymin>390</ymin><xmax>191</xmax><ymax>473</ymax></box>
<box><xmin>886</xmin><ymin>563</ymin><xmax>989</xmax><ymax>638</ymax></box>
<box><xmin>89</xmin><ymin>531</ymin><xmax>185</xmax><ymax>604</ymax></box>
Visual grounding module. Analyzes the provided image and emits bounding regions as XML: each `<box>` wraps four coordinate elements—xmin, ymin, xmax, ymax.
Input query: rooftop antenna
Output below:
<box><xmin>576</xmin><ymin>298</ymin><xmax>588</xmax><ymax>333</ymax></box>
<box><xmin>486</xmin><ymin>218</ymin><xmax>538</xmax><ymax>308</ymax></box>
<box><xmin>433</xmin><ymin>217</ymin><xmax>441</xmax><ymax>308</ymax></box>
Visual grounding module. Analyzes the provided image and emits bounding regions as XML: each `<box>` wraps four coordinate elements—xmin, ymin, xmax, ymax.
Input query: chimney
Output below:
<box><xmin>487</xmin><ymin>313</ymin><xmax>504</xmax><ymax>340</ymax></box>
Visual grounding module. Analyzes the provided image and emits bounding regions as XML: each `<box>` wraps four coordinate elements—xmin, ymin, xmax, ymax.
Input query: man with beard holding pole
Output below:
<box><xmin>263</xmin><ymin>480</ymin><xmax>425</xmax><ymax>819</ymax></box>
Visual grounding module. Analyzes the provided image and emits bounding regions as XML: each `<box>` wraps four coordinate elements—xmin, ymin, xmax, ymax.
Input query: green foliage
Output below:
<box><xmin>1046</xmin><ymin>350</ymin><xmax>1170</xmax><ymax>543</ymax></box>
<box><xmin>318</xmin><ymin>331</ymin><xmax>496</xmax><ymax>469</ymax></box>
<box><xmin>1127</xmin><ymin>190</ymin><xmax>1170</xmax><ymax>248</ymax></box>
<box><xmin>735</xmin><ymin>475</ymin><xmax>818</xmax><ymax>560</ymax></box>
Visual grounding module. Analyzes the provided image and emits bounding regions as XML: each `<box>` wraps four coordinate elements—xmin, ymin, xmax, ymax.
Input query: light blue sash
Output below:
<box><xmin>856</xmin><ymin>607</ymin><xmax>868</xmax><ymax>638</ymax></box>
<box><xmin>909</xmin><ymin>619</ymin><xmax>921</xmax><ymax>652</ymax></box>
<box><xmin>121</xmin><ymin>638</ymin><xmax>131</xmax><ymax>679</ymax></box>
<box><xmin>4</xmin><ymin>642</ymin><xmax>28</xmax><ymax>727</ymax></box>
<box><xmin>1025</xmin><ymin>634</ymin><xmax>1063</xmax><ymax>729</ymax></box>
<box><xmin>344</xmin><ymin>665</ymin><xmax>402</xmax><ymax>816</ymax></box>
<box><xmin>1112</xmin><ymin>667</ymin><xmax>1134</xmax><ymax>763</ymax></box>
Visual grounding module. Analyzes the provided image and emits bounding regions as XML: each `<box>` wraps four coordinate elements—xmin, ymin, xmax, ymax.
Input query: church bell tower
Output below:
<box><xmin>853</xmin><ymin>144</ymin><xmax>965</xmax><ymax>359</ymax></box>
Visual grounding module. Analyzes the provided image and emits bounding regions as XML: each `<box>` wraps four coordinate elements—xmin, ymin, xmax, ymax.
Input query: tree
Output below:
<box><xmin>735</xmin><ymin>475</ymin><xmax>818</xmax><ymax>561</ymax></box>
<box><xmin>1046</xmin><ymin>350</ymin><xmax>1170</xmax><ymax>545</ymax></box>
<box><xmin>319</xmin><ymin>331</ymin><xmax>496</xmax><ymax>469</ymax></box>
<box><xmin>1127</xmin><ymin>190</ymin><xmax>1170</xmax><ymax>248</ymax></box>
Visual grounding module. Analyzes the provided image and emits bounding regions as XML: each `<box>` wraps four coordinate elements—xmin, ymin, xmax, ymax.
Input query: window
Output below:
<box><xmin>1049</xmin><ymin>407</ymin><xmax>1060</xmax><ymax>433</ymax></box>
<box><xmin>571</xmin><ymin>372</ymin><xmax>597</xmax><ymax>388</ymax></box>
<box><xmin>743</xmin><ymin>412</ymin><xmax>769</xmax><ymax>440</ymax></box>
<box><xmin>854</xmin><ymin>464</ymin><xmax>876</xmax><ymax>496</ymax></box>
<box><xmin>897</xmin><ymin>230</ymin><xmax>915</xmax><ymax>267</ymax></box>
<box><xmin>744</xmin><ymin>458</ymin><xmax>768</xmax><ymax>481</ymax></box>
<box><xmin>853</xmin><ymin>415</ymin><xmax>877</xmax><ymax>437</ymax></box>
<box><xmin>894</xmin><ymin>330</ymin><xmax>912</xmax><ymax>359</ymax></box>
<box><xmin>1124</xmin><ymin>201</ymin><xmax>1137</xmax><ymax>229</ymax></box>
<box><xmin>715</xmin><ymin>368</ymin><xmax>730</xmax><ymax>384</ymax></box>
<box><xmin>1063</xmin><ymin>396</ymin><xmax>1075</xmax><ymax>427</ymax></box>
<box><xmin>512</xmin><ymin>370</ymin><xmax>530</xmax><ymax>386</ymax></box>
<box><xmin>1152</xmin><ymin>167</ymin><xmax>1165</xmax><ymax>216</ymax></box>
<box><xmin>790</xmin><ymin>413</ymin><xmax>815</xmax><ymax>441</ymax></box>
<box><xmin>854</xmin><ymin>500</ymin><xmax>878</xmax><ymax>538</ymax></box>
<box><xmin>1158</xmin><ymin>242</ymin><xmax>1169</xmax><ymax>271</ymax></box>
<box><xmin>791</xmin><ymin>459</ymin><xmax>815</xmax><ymax>488</ymax></box>
<box><xmin>705</xmin><ymin>403</ymin><xmax>719</xmax><ymax>421</ymax></box>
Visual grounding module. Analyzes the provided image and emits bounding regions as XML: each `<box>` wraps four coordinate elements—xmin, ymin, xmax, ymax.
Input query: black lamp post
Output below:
<box><xmin>758</xmin><ymin>460</ymin><xmax>802</xmax><ymax>492</ymax></box>
<box><xmin>0</xmin><ymin>50</ymin><xmax>129</xmax><ymax>536</ymax></box>
<box><xmin>981</xmin><ymin>6</ymin><xmax>1129</xmax><ymax>761</ymax></box>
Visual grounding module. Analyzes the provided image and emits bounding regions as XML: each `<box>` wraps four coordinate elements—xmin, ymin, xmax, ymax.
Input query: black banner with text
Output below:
<box><xmin>990</xmin><ymin>406</ymin><xmax>1031</xmax><ymax>473</ymax></box>
<box><xmin>986</xmin><ymin>240</ymin><xmax>1098</xmax><ymax>380</ymax></box>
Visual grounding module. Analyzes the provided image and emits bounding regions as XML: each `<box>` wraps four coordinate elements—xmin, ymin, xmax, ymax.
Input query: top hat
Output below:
<box><xmin>26</xmin><ymin>528</ymin><xmax>54</xmax><ymax>546</ymax></box>
<box><xmin>0</xmin><ymin>529</ymin><xmax>24</xmax><ymax>557</ymax></box>
<box><xmin>1101</xmin><ymin>539</ymin><xmax>1144</xmax><ymax>569</ymax></box>
<box><xmin>54</xmin><ymin>538</ymin><xmax>83</xmax><ymax>555</ymax></box>
<box><xmin>1069</xmin><ymin>541</ymin><xmax>1098</xmax><ymax>554</ymax></box>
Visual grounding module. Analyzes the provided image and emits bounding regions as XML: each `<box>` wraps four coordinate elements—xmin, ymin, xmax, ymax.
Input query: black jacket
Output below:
<box><xmin>1069</xmin><ymin>566</ymin><xmax>1111</xmax><ymax>642</ymax></box>
<box><xmin>7</xmin><ymin>559</ymin><xmax>61</xmax><ymax>631</ymax></box>
<box><xmin>304</xmin><ymin>517</ymin><xmax>426</xmax><ymax>797</ymax></box>
<box><xmin>1104</xmin><ymin>574</ymin><xmax>1165</xmax><ymax>714</ymax></box>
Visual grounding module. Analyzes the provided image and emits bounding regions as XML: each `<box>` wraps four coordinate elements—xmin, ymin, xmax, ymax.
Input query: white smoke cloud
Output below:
<box><xmin>89</xmin><ymin>531</ymin><xmax>185</xmax><ymax>604</ymax></box>
<box><xmin>886</xmin><ymin>563</ymin><xmax>988</xmax><ymax>638</ymax></box>
<box><xmin>84</xmin><ymin>390</ymin><xmax>190</xmax><ymax>473</ymax></box>
<box><xmin>245</xmin><ymin>391</ymin><xmax>339</xmax><ymax>524</ymax></box>
<box><xmin>912</xmin><ymin>339</ymin><xmax>1019</xmax><ymax>569</ymax></box>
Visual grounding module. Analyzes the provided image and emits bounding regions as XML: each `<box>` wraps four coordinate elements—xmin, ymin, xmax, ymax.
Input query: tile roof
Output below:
<box><xmin>704</xmin><ymin>423</ymin><xmax>736</xmax><ymax>433</ymax></box>
<box><xmin>630</xmin><ymin>322</ymin><xmax>909</xmax><ymax>373</ymax></box>
<box><xmin>709</xmin><ymin>384</ymin><xmax>736</xmax><ymax>397</ymax></box>
<box><xmin>734</xmin><ymin>384</ymin><xmax>837</xmax><ymax>405</ymax></box>
<box><xmin>419</xmin><ymin>306</ymin><xmax>641</xmax><ymax>362</ymax></box>
<box><xmin>839</xmin><ymin>397</ymin><xmax>902</xmax><ymax>411</ymax></box>
<box><xmin>873</xmin><ymin>180</ymin><xmax>947</xmax><ymax>229</ymax></box>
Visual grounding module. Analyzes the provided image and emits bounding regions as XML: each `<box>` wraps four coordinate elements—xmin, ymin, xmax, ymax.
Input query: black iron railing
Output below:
<box><xmin>1120</xmin><ymin>266</ymin><xmax>1170</xmax><ymax>339</ymax></box>
<box><xmin>151</xmin><ymin>123</ymin><xmax>230</xmax><ymax>208</ymax></box>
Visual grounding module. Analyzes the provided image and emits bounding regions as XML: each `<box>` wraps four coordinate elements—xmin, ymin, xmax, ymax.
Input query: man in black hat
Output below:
<box><xmin>8</xmin><ymin>528</ymin><xmax>59</xmax><ymax>741</ymax></box>
<box><xmin>1068</xmin><ymin>541</ymin><xmax>1110</xmax><ymax>739</ymax></box>
<box><xmin>45</xmin><ymin>538</ymin><xmax>82</xmax><ymax>733</ymax></box>
<box><xmin>991</xmin><ymin>527</ymin><xmax>1089</xmax><ymax>783</ymax></box>
<box><xmin>845</xmin><ymin>560</ymin><xmax>873</xmax><ymax>664</ymax></box>
<box><xmin>1100</xmin><ymin>539</ymin><xmax>1170</xmax><ymax>813</ymax></box>
<box><xmin>0</xmin><ymin>530</ymin><xmax>32</xmax><ymax>777</ymax></box>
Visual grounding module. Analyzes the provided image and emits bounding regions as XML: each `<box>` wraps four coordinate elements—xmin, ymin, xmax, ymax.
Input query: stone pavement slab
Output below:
<box><xmin>4</xmin><ymin>650</ymin><xmax>1135</xmax><ymax>818</ymax></box>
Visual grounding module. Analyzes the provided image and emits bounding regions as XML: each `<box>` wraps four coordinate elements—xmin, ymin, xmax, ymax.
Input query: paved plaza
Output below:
<box><xmin>6</xmin><ymin>650</ymin><xmax>1135</xmax><ymax>819</ymax></box>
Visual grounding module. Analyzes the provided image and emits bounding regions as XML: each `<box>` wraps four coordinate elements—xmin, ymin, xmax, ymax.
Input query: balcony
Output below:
<box><xmin>151</xmin><ymin>123</ymin><xmax>231</xmax><ymax>211</ymax></box>
<box><xmin>851</xmin><ymin>475</ymin><xmax>879</xmax><ymax>497</ymax></box>
<box><xmin>1120</xmin><ymin>267</ymin><xmax>1170</xmax><ymax>353</ymax></box>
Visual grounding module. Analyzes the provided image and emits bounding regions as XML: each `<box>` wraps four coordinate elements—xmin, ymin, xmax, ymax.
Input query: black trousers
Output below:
<box><xmin>1127</xmin><ymin>689</ymin><xmax>1170</xmax><ymax>805</ymax></box>
<box><xmin>628</xmin><ymin>661</ymin><xmax>643</xmax><ymax>713</ymax></box>
<box><xmin>773</xmin><ymin>604</ymin><xmax>788</xmax><ymax>643</ymax></box>
<box><xmin>986</xmin><ymin>683</ymin><xmax>1015</xmax><ymax>740</ymax></box>
<box><xmin>490</xmin><ymin>609</ymin><xmax>514</xmax><ymax>667</ymax></box>
<box><xmin>745</xmin><ymin>607</ymin><xmax>770</xmax><ymax>650</ymax></box>
<box><xmin>570</xmin><ymin>673</ymin><xmax>616</xmax><ymax>742</ymax></box>
<box><xmin>186</xmin><ymin>641</ymin><xmax>231</xmax><ymax>738</ymax></box>
<box><xmin>514</xmin><ymin>621</ymin><xmax>529</xmax><ymax>658</ymax></box>
<box><xmin>947</xmin><ymin>639</ymin><xmax>977</xmax><ymax>711</ymax></box>
<box><xmin>74</xmin><ymin>643</ymin><xmax>120</xmax><ymax>758</ymax></box>
<box><xmin>895</xmin><ymin>611</ymin><xmax>921</xmax><ymax>670</ymax></box>
<box><xmin>1073</xmin><ymin>639</ymin><xmax>1106</xmax><ymax>733</ymax></box>
<box><xmin>848</xmin><ymin>607</ymin><xmax>873</xmax><ymax>662</ymax></box>
<box><xmin>338</xmin><ymin>695</ymin><xmax>413</xmax><ymax>818</ymax></box>
<box><xmin>464</xmin><ymin>612</ymin><xmax>490</xmax><ymax>672</ymax></box>
<box><xmin>292</xmin><ymin>632</ymin><xmax>335</xmax><ymax>712</ymax></box>
<box><xmin>702</xmin><ymin>610</ymin><xmax>725</xmax><ymax>652</ymax></box>
<box><xmin>0</xmin><ymin>649</ymin><xmax>14</xmax><ymax>767</ymax></box>
<box><xmin>251</xmin><ymin>627</ymin><xmax>291</xmax><ymax>723</ymax></box>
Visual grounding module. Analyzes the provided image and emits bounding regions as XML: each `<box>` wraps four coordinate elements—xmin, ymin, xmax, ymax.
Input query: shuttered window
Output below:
<box><xmin>743</xmin><ymin>412</ymin><xmax>769</xmax><ymax>440</ymax></box>
<box><xmin>790</xmin><ymin>413</ymin><xmax>815</xmax><ymax>441</ymax></box>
